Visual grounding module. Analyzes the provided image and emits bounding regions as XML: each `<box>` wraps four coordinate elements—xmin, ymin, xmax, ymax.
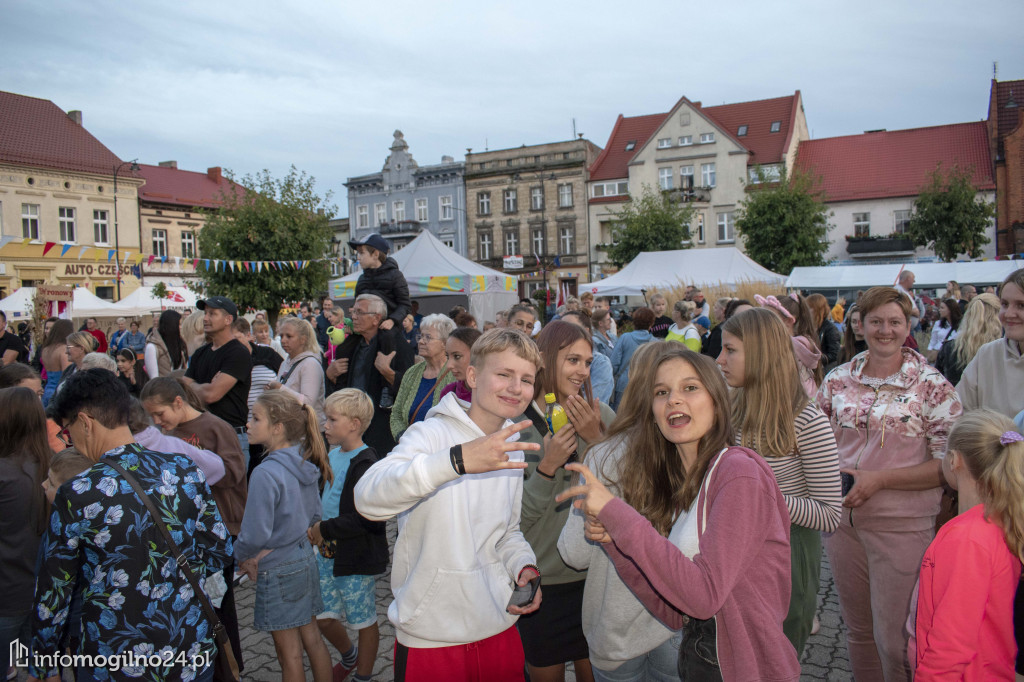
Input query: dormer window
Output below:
<box><xmin>625</xmin><ymin>141</ymin><xmax>636</xmax><ymax>151</ymax></box>
<box><xmin>770</xmin><ymin>121</ymin><xmax>781</xmax><ymax>133</ymax></box>
<box><xmin>737</xmin><ymin>125</ymin><xmax>748</xmax><ymax>137</ymax></box>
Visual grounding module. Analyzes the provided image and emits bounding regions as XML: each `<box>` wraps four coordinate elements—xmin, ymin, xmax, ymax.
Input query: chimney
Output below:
<box><xmin>207</xmin><ymin>167</ymin><xmax>222</xmax><ymax>182</ymax></box>
<box><xmin>159</xmin><ymin>160</ymin><xmax>178</xmax><ymax>169</ymax></box>
<box><xmin>67</xmin><ymin>110</ymin><xmax>82</xmax><ymax>125</ymax></box>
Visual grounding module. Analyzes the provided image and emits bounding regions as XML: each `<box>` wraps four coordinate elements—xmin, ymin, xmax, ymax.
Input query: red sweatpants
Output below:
<box><xmin>394</xmin><ymin>626</ymin><xmax>525</xmax><ymax>682</ymax></box>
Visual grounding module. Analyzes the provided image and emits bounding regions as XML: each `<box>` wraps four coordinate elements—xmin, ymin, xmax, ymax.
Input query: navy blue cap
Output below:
<box><xmin>348</xmin><ymin>233</ymin><xmax>390</xmax><ymax>254</ymax></box>
<box><xmin>197</xmin><ymin>296</ymin><xmax>238</xmax><ymax>319</ymax></box>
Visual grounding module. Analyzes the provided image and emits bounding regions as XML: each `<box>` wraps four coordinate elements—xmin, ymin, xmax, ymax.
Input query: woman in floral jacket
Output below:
<box><xmin>817</xmin><ymin>287</ymin><xmax>962</xmax><ymax>682</ymax></box>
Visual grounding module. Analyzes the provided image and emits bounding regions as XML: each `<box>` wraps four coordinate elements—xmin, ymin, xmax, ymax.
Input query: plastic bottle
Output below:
<box><xmin>545</xmin><ymin>393</ymin><xmax>568</xmax><ymax>434</ymax></box>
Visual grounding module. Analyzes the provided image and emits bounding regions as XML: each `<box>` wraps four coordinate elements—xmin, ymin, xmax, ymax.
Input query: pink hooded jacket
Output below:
<box><xmin>791</xmin><ymin>335</ymin><xmax>822</xmax><ymax>398</ymax></box>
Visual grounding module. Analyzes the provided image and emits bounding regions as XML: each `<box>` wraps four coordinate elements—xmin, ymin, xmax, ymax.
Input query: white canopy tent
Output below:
<box><xmin>583</xmin><ymin>247</ymin><xmax>786</xmax><ymax>297</ymax></box>
<box><xmin>329</xmin><ymin>230</ymin><xmax>519</xmax><ymax>324</ymax></box>
<box><xmin>109</xmin><ymin>286</ymin><xmax>198</xmax><ymax>316</ymax></box>
<box><xmin>786</xmin><ymin>261</ymin><xmax>1024</xmax><ymax>292</ymax></box>
<box><xmin>0</xmin><ymin>286</ymin><xmax>120</xmax><ymax>320</ymax></box>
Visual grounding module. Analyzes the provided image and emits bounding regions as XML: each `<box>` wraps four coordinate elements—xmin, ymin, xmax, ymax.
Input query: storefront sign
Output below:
<box><xmin>503</xmin><ymin>255</ymin><xmax>524</xmax><ymax>270</ymax></box>
<box><xmin>63</xmin><ymin>264</ymin><xmax>122</xmax><ymax>276</ymax></box>
<box><xmin>36</xmin><ymin>284</ymin><xmax>73</xmax><ymax>301</ymax></box>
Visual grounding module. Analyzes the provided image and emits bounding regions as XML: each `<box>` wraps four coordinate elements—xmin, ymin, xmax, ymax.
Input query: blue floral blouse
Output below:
<box><xmin>30</xmin><ymin>443</ymin><xmax>232</xmax><ymax>680</ymax></box>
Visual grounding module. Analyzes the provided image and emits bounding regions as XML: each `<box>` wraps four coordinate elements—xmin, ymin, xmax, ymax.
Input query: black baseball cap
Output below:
<box><xmin>197</xmin><ymin>296</ymin><xmax>238</xmax><ymax>319</ymax></box>
<box><xmin>347</xmin><ymin>233</ymin><xmax>390</xmax><ymax>254</ymax></box>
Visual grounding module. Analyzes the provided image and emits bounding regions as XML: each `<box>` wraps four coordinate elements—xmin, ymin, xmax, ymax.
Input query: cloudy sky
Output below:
<box><xmin>3</xmin><ymin>0</ymin><xmax>1022</xmax><ymax>217</ymax></box>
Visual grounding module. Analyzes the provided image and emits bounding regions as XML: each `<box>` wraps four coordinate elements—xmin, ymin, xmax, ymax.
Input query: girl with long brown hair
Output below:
<box><xmin>558</xmin><ymin>343</ymin><xmax>800</xmax><ymax>681</ymax></box>
<box><xmin>758</xmin><ymin>293</ymin><xmax>824</xmax><ymax>393</ymax></box>
<box><xmin>717</xmin><ymin>308</ymin><xmax>841</xmax><ymax>654</ymax></box>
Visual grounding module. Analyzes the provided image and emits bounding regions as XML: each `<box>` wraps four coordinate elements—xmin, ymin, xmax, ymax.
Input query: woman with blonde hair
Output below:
<box><xmin>935</xmin><ymin>292</ymin><xmax>1001</xmax><ymax>388</ymax></box>
<box><xmin>915</xmin><ymin>410</ymin><xmax>1024</xmax><ymax>679</ymax></box>
<box><xmin>665</xmin><ymin>300</ymin><xmax>701</xmax><ymax>351</ymax></box>
<box><xmin>266</xmin><ymin>317</ymin><xmax>326</xmax><ymax>432</ymax></box>
<box><xmin>717</xmin><ymin>308</ymin><xmax>841</xmax><ymax>654</ymax></box>
<box><xmin>180</xmin><ymin>309</ymin><xmax>207</xmax><ymax>357</ymax></box>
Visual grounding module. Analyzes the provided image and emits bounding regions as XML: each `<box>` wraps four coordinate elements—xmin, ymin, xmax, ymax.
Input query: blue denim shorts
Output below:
<box><xmin>253</xmin><ymin>540</ymin><xmax>323</xmax><ymax>632</ymax></box>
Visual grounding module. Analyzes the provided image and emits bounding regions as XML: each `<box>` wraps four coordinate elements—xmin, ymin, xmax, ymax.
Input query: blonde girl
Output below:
<box><xmin>235</xmin><ymin>391</ymin><xmax>335</xmax><ymax>682</ymax></box>
<box><xmin>717</xmin><ymin>308</ymin><xmax>842</xmax><ymax>654</ymax></box>
<box><xmin>915</xmin><ymin>411</ymin><xmax>1024</xmax><ymax>679</ymax></box>
<box><xmin>665</xmin><ymin>300</ymin><xmax>700</xmax><ymax>351</ymax></box>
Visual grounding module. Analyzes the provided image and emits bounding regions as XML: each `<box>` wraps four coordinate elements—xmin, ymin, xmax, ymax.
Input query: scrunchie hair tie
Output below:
<box><xmin>754</xmin><ymin>294</ymin><xmax>796</xmax><ymax>323</ymax></box>
<box><xmin>789</xmin><ymin>292</ymin><xmax>800</xmax><ymax>302</ymax></box>
<box><xmin>1000</xmin><ymin>431</ymin><xmax>1024</xmax><ymax>446</ymax></box>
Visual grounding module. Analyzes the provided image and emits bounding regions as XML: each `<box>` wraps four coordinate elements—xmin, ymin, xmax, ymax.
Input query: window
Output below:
<box><xmin>478</xmin><ymin>232</ymin><xmax>492</xmax><ymax>259</ymax></box>
<box><xmin>679</xmin><ymin>113</ymin><xmax>691</xmax><ymax>126</ymax></box>
<box><xmin>737</xmin><ymin>125</ymin><xmax>748</xmax><ymax>137</ymax></box>
<box><xmin>680</xmin><ymin>166</ymin><xmax>695</xmax><ymax>189</ymax></box>
<box><xmin>717</xmin><ymin>212</ymin><xmax>735</xmax><ymax>243</ymax></box>
<box><xmin>152</xmin><ymin>229</ymin><xmax>168</xmax><ymax>258</ymax></box>
<box><xmin>701</xmin><ymin>163</ymin><xmax>716</xmax><ymax>188</ymax></box>
<box><xmin>558</xmin><ymin>183</ymin><xmax>573</xmax><ymax>208</ymax></box>
<box><xmin>374</xmin><ymin>203</ymin><xmax>386</xmax><ymax>226</ymax></box>
<box><xmin>504</xmin><ymin>189</ymin><xmax>517</xmax><ymax>213</ymax></box>
<box><xmin>93</xmin><ymin>209</ymin><xmax>109</xmax><ymax>244</ymax></box>
<box><xmin>356</xmin><ymin>205</ymin><xmax>369</xmax><ymax>228</ymax></box>
<box><xmin>894</xmin><ymin>209</ymin><xmax>912</xmax><ymax>234</ymax></box>
<box><xmin>659</xmin><ymin>167</ymin><xmax>674</xmax><ymax>191</ymax></box>
<box><xmin>478</xmin><ymin>192</ymin><xmax>491</xmax><ymax>215</ymax></box>
<box><xmin>415</xmin><ymin>198</ymin><xmax>428</xmax><ymax>222</ymax></box>
<box><xmin>331</xmin><ymin>261</ymin><xmax>340</xmax><ymax>277</ymax></box>
<box><xmin>531</xmin><ymin>187</ymin><xmax>543</xmax><ymax>211</ymax></box>
<box><xmin>591</xmin><ymin>181</ymin><xmax>629</xmax><ymax>198</ymax></box>
<box><xmin>439</xmin><ymin>195</ymin><xmax>453</xmax><ymax>221</ymax></box>
<box><xmin>657</xmin><ymin>138</ymin><xmax>672</xmax><ymax>149</ymax></box>
<box><xmin>95</xmin><ymin>286</ymin><xmax>114</xmax><ymax>301</ymax></box>
<box><xmin>696</xmin><ymin>213</ymin><xmax>705</xmax><ymax>243</ymax></box>
<box><xmin>532</xmin><ymin>228</ymin><xmax>544</xmax><ymax>256</ymax></box>
<box><xmin>442</xmin><ymin>238</ymin><xmax>455</xmax><ymax>249</ymax></box>
<box><xmin>181</xmin><ymin>231</ymin><xmax>196</xmax><ymax>259</ymax></box>
<box><xmin>748</xmin><ymin>165</ymin><xmax>783</xmax><ymax>184</ymax></box>
<box><xmin>504</xmin><ymin>229</ymin><xmax>519</xmax><ymax>256</ymax></box>
<box><xmin>853</xmin><ymin>213</ymin><xmax>871</xmax><ymax>238</ymax></box>
<box><xmin>624</xmin><ymin>141</ymin><xmax>636</xmax><ymax>151</ymax></box>
<box><xmin>700</xmin><ymin>132</ymin><xmax>715</xmax><ymax>144</ymax></box>
<box><xmin>59</xmin><ymin>207</ymin><xmax>76</xmax><ymax>243</ymax></box>
<box><xmin>770</xmin><ymin>121</ymin><xmax>781</xmax><ymax>133</ymax></box>
<box><xmin>560</xmin><ymin>226</ymin><xmax>574</xmax><ymax>254</ymax></box>
<box><xmin>21</xmin><ymin>203</ymin><xmax>39</xmax><ymax>240</ymax></box>
<box><xmin>393</xmin><ymin>200</ymin><xmax>405</xmax><ymax>222</ymax></box>
<box><xmin>679</xmin><ymin>135</ymin><xmax>693</xmax><ymax>146</ymax></box>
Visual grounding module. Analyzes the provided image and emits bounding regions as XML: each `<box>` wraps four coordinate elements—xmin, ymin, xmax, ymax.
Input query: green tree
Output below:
<box><xmin>196</xmin><ymin>166</ymin><xmax>335</xmax><ymax>327</ymax></box>
<box><xmin>735</xmin><ymin>165</ymin><xmax>832</xmax><ymax>274</ymax></box>
<box><xmin>906</xmin><ymin>165</ymin><xmax>995</xmax><ymax>262</ymax></box>
<box><xmin>607</xmin><ymin>184</ymin><xmax>695</xmax><ymax>267</ymax></box>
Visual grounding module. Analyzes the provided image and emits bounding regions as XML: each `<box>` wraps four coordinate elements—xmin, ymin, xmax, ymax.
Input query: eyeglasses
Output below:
<box><xmin>416</xmin><ymin>333</ymin><xmax>439</xmax><ymax>343</ymax></box>
<box><xmin>57</xmin><ymin>415</ymin><xmax>79</xmax><ymax>447</ymax></box>
<box><xmin>350</xmin><ymin>309</ymin><xmax>377</xmax><ymax>317</ymax></box>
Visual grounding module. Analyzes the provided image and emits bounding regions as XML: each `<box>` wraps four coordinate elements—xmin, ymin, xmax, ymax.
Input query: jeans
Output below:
<box><xmin>236</xmin><ymin>431</ymin><xmax>249</xmax><ymax>472</ymax></box>
<box><xmin>0</xmin><ymin>610</ymin><xmax>30</xmax><ymax>668</ymax></box>
<box><xmin>591</xmin><ymin>633</ymin><xmax>681</xmax><ymax>682</ymax></box>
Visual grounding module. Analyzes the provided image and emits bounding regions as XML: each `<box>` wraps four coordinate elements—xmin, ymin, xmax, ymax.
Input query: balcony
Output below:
<box><xmin>845</xmin><ymin>235</ymin><xmax>916</xmax><ymax>258</ymax></box>
<box><xmin>379</xmin><ymin>220</ymin><xmax>423</xmax><ymax>237</ymax></box>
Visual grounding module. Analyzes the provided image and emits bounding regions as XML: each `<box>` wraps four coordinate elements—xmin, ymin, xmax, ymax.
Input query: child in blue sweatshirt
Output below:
<box><xmin>236</xmin><ymin>391</ymin><xmax>334</xmax><ymax>682</ymax></box>
<box><xmin>308</xmin><ymin>389</ymin><xmax>387</xmax><ymax>682</ymax></box>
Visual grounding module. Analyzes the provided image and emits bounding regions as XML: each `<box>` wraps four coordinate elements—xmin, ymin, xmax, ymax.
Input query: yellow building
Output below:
<box><xmin>0</xmin><ymin>91</ymin><xmax>144</xmax><ymax>300</ymax></box>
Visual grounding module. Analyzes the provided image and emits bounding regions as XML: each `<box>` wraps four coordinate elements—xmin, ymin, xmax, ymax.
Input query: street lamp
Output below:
<box><xmin>113</xmin><ymin>159</ymin><xmax>140</xmax><ymax>300</ymax></box>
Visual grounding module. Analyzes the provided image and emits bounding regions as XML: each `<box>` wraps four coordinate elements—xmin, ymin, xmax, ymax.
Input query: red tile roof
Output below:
<box><xmin>991</xmin><ymin>79</ymin><xmax>1024</xmax><ymax>140</ymax></box>
<box><xmin>796</xmin><ymin>122</ymin><xmax>996</xmax><ymax>203</ymax></box>
<box><xmin>703</xmin><ymin>93</ymin><xmax>800</xmax><ymax>167</ymax></box>
<box><xmin>588</xmin><ymin>112</ymin><xmax>668</xmax><ymax>182</ymax></box>
<box><xmin>0</xmin><ymin>90</ymin><xmax>124</xmax><ymax>176</ymax></box>
<box><xmin>137</xmin><ymin>163</ymin><xmax>242</xmax><ymax>209</ymax></box>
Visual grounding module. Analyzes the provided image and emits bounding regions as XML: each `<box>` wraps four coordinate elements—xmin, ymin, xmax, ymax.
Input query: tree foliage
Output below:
<box><xmin>607</xmin><ymin>184</ymin><xmax>694</xmax><ymax>267</ymax></box>
<box><xmin>906</xmin><ymin>165</ymin><xmax>995</xmax><ymax>262</ymax></box>
<box><xmin>735</xmin><ymin>165</ymin><xmax>832</xmax><ymax>275</ymax></box>
<box><xmin>196</xmin><ymin>166</ymin><xmax>335</xmax><ymax>327</ymax></box>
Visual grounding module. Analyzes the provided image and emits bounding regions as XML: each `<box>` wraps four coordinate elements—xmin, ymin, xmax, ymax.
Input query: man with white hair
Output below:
<box><xmin>895</xmin><ymin>269</ymin><xmax>924</xmax><ymax>331</ymax></box>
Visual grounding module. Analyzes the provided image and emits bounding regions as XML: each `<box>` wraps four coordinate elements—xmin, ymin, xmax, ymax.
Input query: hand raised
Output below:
<box><xmin>461</xmin><ymin>420</ymin><xmax>541</xmax><ymax>474</ymax></box>
<box><xmin>565</xmin><ymin>394</ymin><xmax>603</xmax><ymax>443</ymax></box>
<box><xmin>556</xmin><ymin>461</ymin><xmax>616</xmax><ymax>518</ymax></box>
<box><xmin>538</xmin><ymin>425</ymin><xmax>577</xmax><ymax>477</ymax></box>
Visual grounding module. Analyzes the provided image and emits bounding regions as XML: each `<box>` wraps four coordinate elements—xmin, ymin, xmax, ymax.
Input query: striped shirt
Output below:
<box><xmin>736</xmin><ymin>403</ymin><xmax>842</xmax><ymax>532</ymax></box>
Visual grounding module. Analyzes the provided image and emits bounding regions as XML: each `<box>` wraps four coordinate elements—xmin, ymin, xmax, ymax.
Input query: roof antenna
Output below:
<box><xmin>485</xmin><ymin>137</ymin><xmax>489</xmax><ymax>152</ymax></box>
<box><xmin>572</xmin><ymin>117</ymin><xmax>577</xmax><ymax>139</ymax></box>
<box><xmin>993</xmin><ymin>61</ymin><xmax>998</xmax><ymax>80</ymax></box>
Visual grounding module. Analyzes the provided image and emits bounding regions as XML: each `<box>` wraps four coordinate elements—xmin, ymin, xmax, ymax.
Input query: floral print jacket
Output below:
<box><xmin>30</xmin><ymin>443</ymin><xmax>232</xmax><ymax>680</ymax></box>
<box><xmin>816</xmin><ymin>348</ymin><xmax>962</xmax><ymax>531</ymax></box>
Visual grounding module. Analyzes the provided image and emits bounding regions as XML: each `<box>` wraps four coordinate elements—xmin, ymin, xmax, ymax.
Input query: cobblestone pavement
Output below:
<box><xmin>235</xmin><ymin>521</ymin><xmax>853</xmax><ymax>681</ymax></box>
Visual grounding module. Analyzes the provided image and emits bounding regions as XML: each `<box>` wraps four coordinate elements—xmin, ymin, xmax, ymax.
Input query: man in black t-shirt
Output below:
<box><xmin>0</xmin><ymin>311</ymin><xmax>28</xmax><ymax>366</ymax></box>
<box><xmin>183</xmin><ymin>296</ymin><xmax>252</xmax><ymax>460</ymax></box>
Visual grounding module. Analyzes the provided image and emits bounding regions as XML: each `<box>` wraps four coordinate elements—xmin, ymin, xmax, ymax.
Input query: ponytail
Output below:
<box><xmin>301</xmin><ymin>403</ymin><xmax>332</xmax><ymax>485</ymax></box>
<box><xmin>948</xmin><ymin>410</ymin><xmax>1024</xmax><ymax>560</ymax></box>
<box><xmin>140</xmin><ymin>376</ymin><xmax>205</xmax><ymax>412</ymax></box>
<box><xmin>255</xmin><ymin>391</ymin><xmax>333</xmax><ymax>486</ymax></box>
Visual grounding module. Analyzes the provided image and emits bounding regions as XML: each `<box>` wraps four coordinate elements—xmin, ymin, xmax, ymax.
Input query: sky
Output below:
<box><xmin>3</xmin><ymin>0</ymin><xmax>1022</xmax><ymax>218</ymax></box>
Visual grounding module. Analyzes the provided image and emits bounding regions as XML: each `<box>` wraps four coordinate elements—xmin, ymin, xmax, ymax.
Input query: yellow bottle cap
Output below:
<box><xmin>544</xmin><ymin>393</ymin><xmax>557</xmax><ymax>404</ymax></box>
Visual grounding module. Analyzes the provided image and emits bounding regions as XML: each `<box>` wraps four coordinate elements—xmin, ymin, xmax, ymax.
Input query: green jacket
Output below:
<box><xmin>390</xmin><ymin>360</ymin><xmax>455</xmax><ymax>439</ymax></box>
<box><xmin>518</xmin><ymin>400</ymin><xmax>616</xmax><ymax>584</ymax></box>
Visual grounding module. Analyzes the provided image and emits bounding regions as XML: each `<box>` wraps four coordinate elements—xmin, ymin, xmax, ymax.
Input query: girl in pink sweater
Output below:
<box><xmin>915</xmin><ymin>410</ymin><xmax>1024</xmax><ymax>680</ymax></box>
<box><xmin>558</xmin><ymin>343</ymin><xmax>799</xmax><ymax>681</ymax></box>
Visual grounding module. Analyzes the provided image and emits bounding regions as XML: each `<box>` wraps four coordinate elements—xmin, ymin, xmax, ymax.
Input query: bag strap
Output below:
<box><xmin>409</xmin><ymin>362</ymin><xmax>449</xmax><ymax>421</ymax></box>
<box><xmin>103</xmin><ymin>457</ymin><xmax>227</xmax><ymax>640</ymax></box>
<box><xmin>279</xmin><ymin>354</ymin><xmax>319</xmax><ymax>386</ymax></box>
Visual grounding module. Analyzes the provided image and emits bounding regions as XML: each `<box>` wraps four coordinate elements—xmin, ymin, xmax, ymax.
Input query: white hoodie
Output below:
<box><xmin>354</xmin><ymin>393</ymin><xmax>536</xmax><ymax>648</ymax></box>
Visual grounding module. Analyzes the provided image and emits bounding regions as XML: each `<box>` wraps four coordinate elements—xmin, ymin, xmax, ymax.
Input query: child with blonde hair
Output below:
<box><xmin>915</xmin><ymin>410</ymin><xmax>1024</xmax><ymax>679</ymax></box>
<box><xmin>307</xmin><ymin>389</ymin><xmax>387</xmax><ymax>682</ymax></box>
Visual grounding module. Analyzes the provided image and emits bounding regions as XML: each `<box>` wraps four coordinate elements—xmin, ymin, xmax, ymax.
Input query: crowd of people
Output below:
<box><xmin>1</xmin><ymin>242</ymin><xmax>1024</xmax><ymax>682</ymax></box>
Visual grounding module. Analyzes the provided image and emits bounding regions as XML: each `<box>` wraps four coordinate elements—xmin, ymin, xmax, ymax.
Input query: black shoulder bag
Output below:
<box><xmin>104</xmin><ymin>458</ymin><xmax>241</xmax><ymax>682</ymax></box>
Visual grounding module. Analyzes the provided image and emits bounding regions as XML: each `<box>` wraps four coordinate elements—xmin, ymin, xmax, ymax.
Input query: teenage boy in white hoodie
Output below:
<box><xmin>355</xmin><ymin>328</ymin><xmax>543</xmax><ymax>681</ymax></box>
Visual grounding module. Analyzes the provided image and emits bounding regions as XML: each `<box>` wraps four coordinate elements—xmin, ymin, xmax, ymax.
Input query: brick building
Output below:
<box><xmin>988</xmin><ymin>78</ymin><xmax>1024</xmax><ymax>256</ymax></box>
